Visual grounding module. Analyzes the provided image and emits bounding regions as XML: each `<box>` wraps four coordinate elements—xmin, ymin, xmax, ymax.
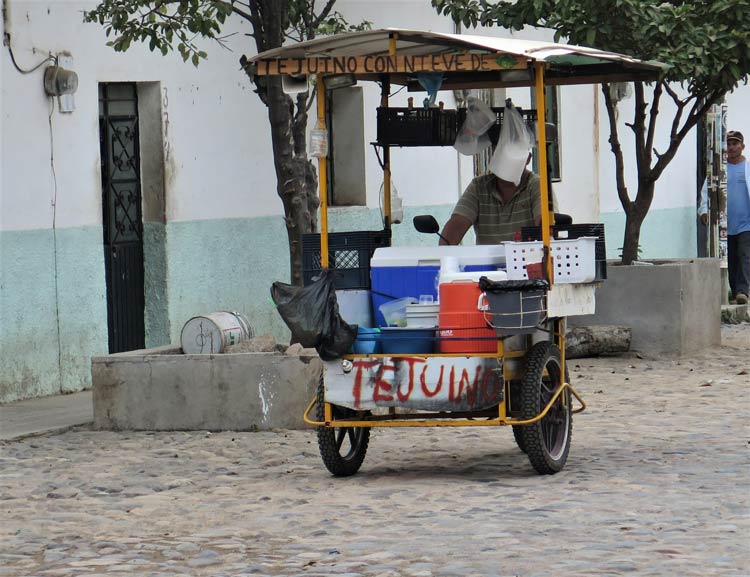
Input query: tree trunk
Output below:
<box><xmin>621</xmin><ymin>179</ymin><xmax>655</xmax><ymax>264</ymax></box>
<box><xmin>265</xmin><ymin>76</ymin><xmax>319</xmax><ymax>286</ymax></box>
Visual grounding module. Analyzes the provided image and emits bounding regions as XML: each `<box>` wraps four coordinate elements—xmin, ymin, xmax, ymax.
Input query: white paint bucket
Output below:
<box><xmin>181</xmin><ymin>311</ymin><xmax>254</xmax><ymax>354</ymax></box>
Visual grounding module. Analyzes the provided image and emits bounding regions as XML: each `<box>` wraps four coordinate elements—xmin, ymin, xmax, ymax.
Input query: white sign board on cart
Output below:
<box><xmin>324</xmin><ymin>356</ymin><xmax>504</xmax><ymax>412</ymax></box>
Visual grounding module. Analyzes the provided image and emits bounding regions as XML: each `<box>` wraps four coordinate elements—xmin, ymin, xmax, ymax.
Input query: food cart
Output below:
<box><xmin>250</xmin><ymin>29</ymin><xmax>666</xmax><ymax>476</ymax></box>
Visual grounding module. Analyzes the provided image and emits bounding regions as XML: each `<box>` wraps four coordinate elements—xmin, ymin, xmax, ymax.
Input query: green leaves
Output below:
<box><xmin>85</xmin><ymin>1</ymin><xmax>371</xmax><ymax>67</ymax></box>
<box><xmin>432</xmin><ymin>0</ymin><xmax>750</xmax><ymax>99</ymax></box>
<box><xmin>84</xmin><ymin>0</ymin><xmax>238</xmax><ymax>66</ymax></box>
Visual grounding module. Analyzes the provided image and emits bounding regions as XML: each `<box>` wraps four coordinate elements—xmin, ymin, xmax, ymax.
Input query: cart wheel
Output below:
<box><xmin>316</xmin><ymin>377</ymin><xmax>370</xmax><ymax>477</ymax></box>
<box><xmin>512</xmin><ymin>425</ymin><xmax>527</xmax><ymax>454</ymax></box>
<box><xmin>519</xmin><ymin>342</ymin><xmax>572</xmax><ymax>474</ymax></box>
<box><xmin>508</xmin><ymin>381</ymin><xmax>527</xmax><ymax>453</ymax></box>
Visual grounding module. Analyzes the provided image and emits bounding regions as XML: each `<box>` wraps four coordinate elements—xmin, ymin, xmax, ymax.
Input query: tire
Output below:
<box><xmin>316</xmin><ymin>377</ymin><xmax>370</xmax><ymax>477</ymax></box>
<box><xmin>512</xmin><ymin>425</ymin><xmax>527</xmax><ymax>454</ymax></box>
<box><xmin>508</xmin><ymin>380</ymin><xmax>527</xmax><ymax>453</ymax></box>
<box><xmin>519</xmin><ymin>342</ymin><xmax>572</xmax><ymax>474</ymax></box>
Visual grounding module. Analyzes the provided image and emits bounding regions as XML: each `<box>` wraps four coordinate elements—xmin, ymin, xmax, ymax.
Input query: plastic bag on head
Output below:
<box><xmin>270</xmin><ymin>269</ymin><xmax>358</xmax><ymax>360</ymax></box>
<box><xmin>489</xmin><ymin>100</ymin><xmax>533</xmax><ymax>185</ymax></box>
<box><xmin>453</xmin><ymin>96</ymin><xmax>495</xmax><ymax>156</ymax></box>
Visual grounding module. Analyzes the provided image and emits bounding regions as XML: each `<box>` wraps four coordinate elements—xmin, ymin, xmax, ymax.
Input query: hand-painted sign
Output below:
<box><xmin>323</xmin><ymin>356</ymin><xmax>504</xmax><ymax>412</ymax></box>
<box><xmin>256</xmin><ymin>53</ymin><xmax>525</xmax><ymax>76</ymax></box>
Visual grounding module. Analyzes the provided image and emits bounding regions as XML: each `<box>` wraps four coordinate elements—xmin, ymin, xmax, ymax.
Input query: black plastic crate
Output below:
<box><xmin>376</xmin><ymin>108</ymin><xmax>459</xmax><ymax>146</ymax></box>
<box><xmin>519</xmin><ymin>223</ymin><xmax>607</xmax><ymax>281</ymax></box>
<box><xmin>302</xmin><ymin>230</ymin><xmax>391</xmax><ymax>289</ymax></box>
<box><xmin>456</xmin><ymin>106</ymin><xmax>540</xmax><ymax>147</ymax></box>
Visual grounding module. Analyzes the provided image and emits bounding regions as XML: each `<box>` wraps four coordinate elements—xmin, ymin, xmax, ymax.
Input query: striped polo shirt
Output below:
<box><xmin>452</xmin><ymin>172</ymin><xmax>553</xmax><ymax>244</ymax></box>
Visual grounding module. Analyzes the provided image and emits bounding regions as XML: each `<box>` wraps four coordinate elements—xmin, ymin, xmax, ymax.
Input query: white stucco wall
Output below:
<box><xmin>1</xmin><ymin>0</ymin><xmax>277</xmax><ymax>231</ymax></box>
<box><xmin>726</xmin><ymin>88</ymin><xmax>750</xmax><ymax>140</ymax></box>
<box><xmin>3</xmin><ymin>0</ymin><xmax>680</xmax><ymax>236</ymax></box>
<box><xmin>2</xmin><ymin>0</ymin><xmax>748</xmax><ymax>402</ymax></box>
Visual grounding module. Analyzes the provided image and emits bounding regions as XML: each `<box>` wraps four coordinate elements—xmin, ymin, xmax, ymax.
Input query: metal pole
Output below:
<box><xmin>534</xmin><ymin>62</ymin><xmax>552</xmax><ymax>285</ymax></box>
<box><xmin>317</xmin><ymin>76</ymin><xmax>329</xmax><ymax>268</ymax></box>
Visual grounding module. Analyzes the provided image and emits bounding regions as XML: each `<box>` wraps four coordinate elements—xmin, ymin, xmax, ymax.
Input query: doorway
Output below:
<box><xmin>99</xmin><ymin>83</ymin><xmax>145</xmax><ymax>353</ymax></box>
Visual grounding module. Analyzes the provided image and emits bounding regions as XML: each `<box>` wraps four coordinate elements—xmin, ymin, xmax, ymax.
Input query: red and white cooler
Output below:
<box><xmin>438</xmin><ymin>270</ymin><xmax>507</xmax><ymax>354</ymax></box>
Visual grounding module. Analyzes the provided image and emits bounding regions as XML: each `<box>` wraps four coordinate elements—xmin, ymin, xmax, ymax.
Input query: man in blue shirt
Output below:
<box><xmin>724</xmin><ymin>130</ymin><xmax>750</xmax><ymax>305</ymax></box>
<box><xmin>700</xmin><ymin>131</ymin><xmax>750</xmax><ymax>304</ymax></box>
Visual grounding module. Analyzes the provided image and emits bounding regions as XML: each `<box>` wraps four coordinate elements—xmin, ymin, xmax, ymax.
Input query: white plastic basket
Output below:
<box><xmin>505</xmin><ymin>237</ymin><xmax>597</xmax><ymax>284</ymax></box>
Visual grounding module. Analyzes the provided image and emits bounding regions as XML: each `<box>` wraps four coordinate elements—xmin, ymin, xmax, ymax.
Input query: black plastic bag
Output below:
<box><xmin>270</xmin><ymin>269</ymin><xmax>358</xmax><ymax>361</ymax></box>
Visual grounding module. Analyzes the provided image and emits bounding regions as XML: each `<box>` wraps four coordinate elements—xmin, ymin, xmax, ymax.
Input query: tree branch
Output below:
<box><xmin>651</xmin><ymin>87</ymin><xmax>726</xmax><ymax>180</ymax></box>
<box><xmin>248</xmin><ymin>2</ymin><xmax>265</xmax><ymax>52</ymax></box>
<box><xmin>306</xmin><ymin>83</ymin><xmax>318</xmax><ymax>113</ymax></box>
<box><xmin>644</xmin><ymin>81</ymin><xmax>662</xmax><ymax>170</ymax></box>
<box><xmin>663</xmin><ymin>81</ymin><xmax>687</xmax><ymax>145</ymax></box>
<box><xmin>299</xmin><ymin>0</ymin><xmax>314</xmax><ymax>39</ymax></box>
<box><xmin>312</xmin><ymin>0</ymin><xmax>337</xmax><ymax>30</ymax></box>
<box><xmin>633</xmin><ymin>82</ymin><xmax>648</xmax><ymax>180</ymax></box>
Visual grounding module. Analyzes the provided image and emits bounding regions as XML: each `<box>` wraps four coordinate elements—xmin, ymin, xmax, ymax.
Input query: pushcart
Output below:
<box><xmin>250</xmin><ymin>29</ymin><xmax>666</xmax><ymax>476</ymax></box>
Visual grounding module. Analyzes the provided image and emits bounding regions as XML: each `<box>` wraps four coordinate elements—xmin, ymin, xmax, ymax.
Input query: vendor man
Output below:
<box><xmin>439</xmin><ymin>152</ymin><xmax>557</xmax><ymax>246</ymax></box>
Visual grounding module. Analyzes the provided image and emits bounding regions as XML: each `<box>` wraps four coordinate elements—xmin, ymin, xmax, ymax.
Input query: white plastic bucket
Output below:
<box><xmin>181</xmin><ymin>311</ymin><xmax>253</xmax><ymax>354</ymax></box>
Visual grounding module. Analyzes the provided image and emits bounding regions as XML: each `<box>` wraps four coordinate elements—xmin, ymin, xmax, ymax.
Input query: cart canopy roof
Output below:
<box><xmin>247</xmin><ymin>28</ymin><xmax>668</xmax><ymax>88</ymax></box>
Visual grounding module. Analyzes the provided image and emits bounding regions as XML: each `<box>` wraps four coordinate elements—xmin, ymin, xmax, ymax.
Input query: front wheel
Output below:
<box><xmin>316</xmin><ymin>378</ymin><xmax>370</xmax><ymax>477</ymax></box>
<box><xmin>519</xmin><ymin>342</ymin><xmax>572</xmax><ymax>474</ymax></box>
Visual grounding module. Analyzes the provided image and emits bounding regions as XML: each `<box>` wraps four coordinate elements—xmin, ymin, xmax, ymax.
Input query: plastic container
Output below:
<box><xmin>376</xmin><ymin>107</ymin><xmax>459</xmax><ymax>147</ymax></box>
<box><xmin>336</xmin><ymin>289</ymin><xmax>373</xmax><ymax>327</ymax></box>
<box><xmin>379</xmin><ymin>327</ymin><xmax>435</xmax><ymax>354</ymax></box>
<box><xmin>302</xmin><ymin>229</ymin><xmax>391</xmax><ymax>289</ymax></box>
<box><xmin>519</xmin><ymin>223</ymin><xmax>607</xmax><ymax>280</ymax></box>
<box><xmin>370</xmin><ymin>245</ymin><xmax>506</xmax><ymax>326</ymax></box>
<box><xmin>437</xmin><ymin>270</ymin><xmax>507</xmax><ymax>353</ymax></box>
<box><xmin>504</xmin><ymin>238</ymin><xmax>597</xmax><ymax>283</ymax></box>
<box><xmin>438</xmin><ymin>282</ymin><xmax>496</xmax><ymax>353</ymax></box>
<box><xmin>352</xmin><ymin>327</ymin><xmax>381</xmax><ymax>355</ymax></box>
<box><xmin>181</xmin><ymin>311</ymin><xmax>253</xmax><ymax>354</ymax></box>
<box><xmin>438</xmin><ymin>269</ymin><xmax>507</xmax><ymax>285</ymax></box>
<box><xmin>479</xmin><ymin>288</ymin><xmax>546</xmax><ymax>335</ymax></box>
<box><xmin>551</xmin><ymin>237</ymin><xmax>597</xmax><ymax>283</ymax></box>
<box><xmin>405</xmin><ymin>303</ymin><xmax>440</xmax><ymax>328</ymax></box>
<box><xmin>378</xmin><ymin>297</ymin><xmax>417</xmax><ymax>327</ymax></box>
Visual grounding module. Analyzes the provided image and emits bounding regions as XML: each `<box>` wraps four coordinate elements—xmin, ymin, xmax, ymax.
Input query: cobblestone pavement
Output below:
<box><xmin>2</xmin><ymin>326</ymin><xmax>749</xmax><ymax>577</ymax></box>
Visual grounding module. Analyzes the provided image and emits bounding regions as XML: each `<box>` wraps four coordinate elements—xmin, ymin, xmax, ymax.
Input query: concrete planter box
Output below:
<box><xmin>92</xmin><ymin>345</ymin><xmax>322</xmax><ymax>431</ymax></box>
<box><xmin>568</xmin><ymin>258</ymin><xmax>721</xmax><ymax>355</ymax></box>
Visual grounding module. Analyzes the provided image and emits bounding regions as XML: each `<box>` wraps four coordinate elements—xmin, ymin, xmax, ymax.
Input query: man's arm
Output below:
<box><xmin>440</xmin><ymin>214</ymin><xmax>472</xmax><ymax>245</ymax></box>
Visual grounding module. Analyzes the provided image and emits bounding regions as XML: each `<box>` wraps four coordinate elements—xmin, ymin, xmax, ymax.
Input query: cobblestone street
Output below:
<box><xmin>1</xmin><ymin>326</ymin><xmax>749</xmax><ymax>577</ymax></box>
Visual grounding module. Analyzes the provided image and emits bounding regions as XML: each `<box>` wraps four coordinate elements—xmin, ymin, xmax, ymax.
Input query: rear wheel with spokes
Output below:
<box><xmin>519</xmin><ymin>342</ymin><xmax>572</xmax><ymax>474</ymax></box>
<box><xmin>316</xmin><ymin>378</ymin><xmax>370</xmax><ymax>477</ymax></box>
